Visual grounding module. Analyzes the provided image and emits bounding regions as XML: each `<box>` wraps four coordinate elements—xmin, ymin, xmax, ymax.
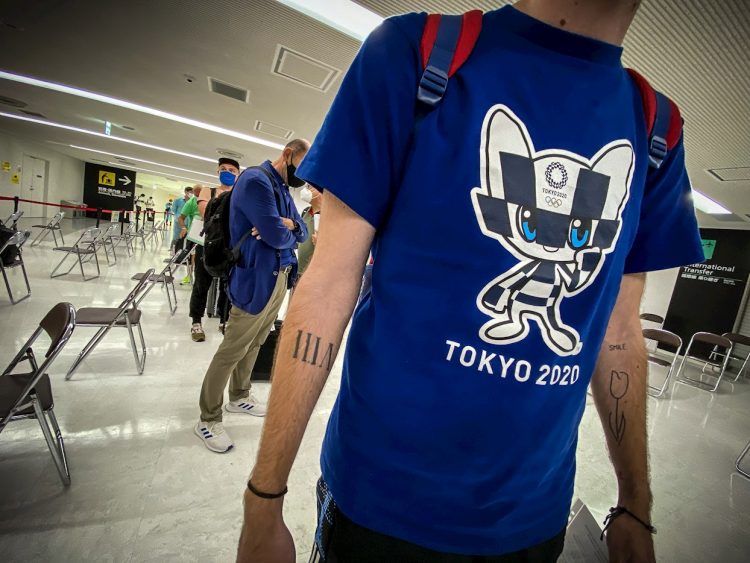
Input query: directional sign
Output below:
<box><xmin>84</xmin><ymin>162</ymin><xmax>136</xmax><ymax>211</ymax></box>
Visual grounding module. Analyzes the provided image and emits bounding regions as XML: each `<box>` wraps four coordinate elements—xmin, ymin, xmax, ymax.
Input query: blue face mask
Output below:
<box><xmin>219</xmin><ymin>170</ymin><xmax>237</xmax><ymax>186</ymax></box>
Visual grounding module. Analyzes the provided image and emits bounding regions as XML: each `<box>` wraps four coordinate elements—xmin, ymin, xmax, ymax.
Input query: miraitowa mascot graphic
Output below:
<box><xmin>471</xmin><ymin>105</ymin><xmax>634</xmax><ymax>357</ymax></box>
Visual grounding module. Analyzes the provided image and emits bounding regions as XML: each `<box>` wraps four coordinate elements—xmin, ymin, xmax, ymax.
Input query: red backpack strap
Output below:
<box><xmin>626</xmin><ymin>68</ymin><xmax>682</xmax><ymax>169</ymax></box>
<box><xmin>417</xmin><ymin>11</ymin><xmax>482</xmax><ymax>107</ymax></box>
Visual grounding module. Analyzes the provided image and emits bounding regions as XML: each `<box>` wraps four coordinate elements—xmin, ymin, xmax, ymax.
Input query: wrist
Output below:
<box><xmin>617</xmin><ymin>490</ymin><xmax>652</xmax><ymax>520</ymax></box>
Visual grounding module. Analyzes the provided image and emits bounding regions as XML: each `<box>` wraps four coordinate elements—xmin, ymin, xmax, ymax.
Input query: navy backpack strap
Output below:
<box><xmin>626</xmin><ymin>68</ymin><xmax>683</xmax><ymax>170</ymax></box>
<box><xmin>418</xmin><ymin>15</ymin><xmax>463</xmax><ymax>107</ymax></box>
<box><xmin>418</xmin><ymin>11</ymin><xmax>483</xmax><ymax>108</ymax></box>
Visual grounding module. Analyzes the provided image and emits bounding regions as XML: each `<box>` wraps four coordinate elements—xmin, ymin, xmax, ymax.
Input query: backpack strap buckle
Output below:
<box><xmin>417</xmin><ymin>65</ymin><xmax>449</xmax><ymax>107</ymax></box>
<box><xmin>648</xmin><ymin>135</ymin><xmax>668</xmax><ymax>169</ymax></box>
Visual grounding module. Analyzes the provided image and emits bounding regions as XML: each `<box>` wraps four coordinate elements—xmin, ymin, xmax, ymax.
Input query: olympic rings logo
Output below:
<box><xmin>545</xmin><ymin>196</ymin><xmax>563</xmax><ymax>208</ymax></box>
<box><xmin>545</xmin><ymin>162</ymin><xmax>568</xmax><ymax>189</ymax></box>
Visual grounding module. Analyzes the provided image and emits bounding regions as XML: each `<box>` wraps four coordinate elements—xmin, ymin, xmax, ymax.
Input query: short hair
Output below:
<box><xmin>184</xmin><ymin>186</ymin><xmax>193</xmax><ymax>193</ymax></box>
<box><xmin>285</xmin><ymin>138</ymin><xmax>310</xmax><ymax>156</ymax></box>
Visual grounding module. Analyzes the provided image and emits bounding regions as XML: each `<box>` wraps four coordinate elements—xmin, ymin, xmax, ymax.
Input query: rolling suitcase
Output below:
<box><xmin>251</xmin><ymin>319</ymin><xmax>283</xmax><ymax>381</ymax></box>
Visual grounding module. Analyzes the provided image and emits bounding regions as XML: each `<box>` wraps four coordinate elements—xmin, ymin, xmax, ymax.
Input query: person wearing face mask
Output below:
<box><xmin>195</xmin><ymin>140</ymin><xmax>309</xmax><ymax>453</ymax></box>
<box><xmin>296</xmin><ymin>185</ymin><xmax>321</xmax><ymax>277</ymax></box>
<box><xmin>185</xmin><ymin>157</ymin><xmax>240</xmax><ymax>342</ymax></box>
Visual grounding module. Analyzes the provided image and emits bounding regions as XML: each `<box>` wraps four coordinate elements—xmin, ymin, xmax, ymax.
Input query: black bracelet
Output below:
<box><xmin>600</xmin><ymin>505</ymin><xmax>656</xmax><ymax>541</ymax></box>
<box><xmin>246</xmin><ymin>480</ymin><xmax>288</xmax><ymax>499</ymax></box>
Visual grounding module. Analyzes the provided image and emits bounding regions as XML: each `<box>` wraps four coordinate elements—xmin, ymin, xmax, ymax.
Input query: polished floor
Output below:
<box><xmin>1</xmin><ymin>217</ymin><xmax>749</xmax><ymax>563</ymax></box>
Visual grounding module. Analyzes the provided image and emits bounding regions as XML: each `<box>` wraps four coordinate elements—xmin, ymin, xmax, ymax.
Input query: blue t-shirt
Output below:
<box><xmin>297</xmin><ymin>6</ymin><xmax>703</xmax><ymax>556</ymax></box>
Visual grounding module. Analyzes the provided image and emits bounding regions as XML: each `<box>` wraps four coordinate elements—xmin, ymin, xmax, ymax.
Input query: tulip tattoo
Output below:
<box><xmin>608</xmin><ymin>370</ymin><xmax>629</xmax><ymax>445</ymax></box>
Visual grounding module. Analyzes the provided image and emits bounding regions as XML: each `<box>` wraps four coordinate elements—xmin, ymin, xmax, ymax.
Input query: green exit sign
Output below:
<box><xmin>701</xmin><ymin>239</ymin><xmax>716</xmax><ymax>260</ymax></box>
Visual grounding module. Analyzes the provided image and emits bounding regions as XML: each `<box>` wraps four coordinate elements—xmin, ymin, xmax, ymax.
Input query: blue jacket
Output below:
<box><xmin>228</xmin><ymin>161</ymin><xmax>308</xmax><ymax>314</ymax></box>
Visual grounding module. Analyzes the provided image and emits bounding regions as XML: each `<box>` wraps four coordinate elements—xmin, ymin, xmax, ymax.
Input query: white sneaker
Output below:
<box><xmin>194</xmin><ymin>421</ymin><xmax>234</xmax><ymax>453</ymax></box>
<box><xmin>225</xmin><ymin>394</ymin><xmax>267</xmax><ymax>417</ymax></box>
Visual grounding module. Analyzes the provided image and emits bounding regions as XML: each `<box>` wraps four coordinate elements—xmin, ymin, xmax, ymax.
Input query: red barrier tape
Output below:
<box><xmin>0</xmin><ymin>195</ymin><xmax>167</xmax><ymax>215</ymax></box>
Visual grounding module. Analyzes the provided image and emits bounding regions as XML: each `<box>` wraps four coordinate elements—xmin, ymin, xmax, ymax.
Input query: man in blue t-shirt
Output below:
<box><xmin>238</xmin><ymin>2</ymin><xmax>703</xmax><ymax>562</ymax></box>
<box><xmin>195</xmin><ymin>140</ymin><xmax>308</xmax><ymax>453</ymax></box>
<box><xmin>170</xmin><ymin>186</ymin><xmax>192</xmax><ymax>251</ymax></box>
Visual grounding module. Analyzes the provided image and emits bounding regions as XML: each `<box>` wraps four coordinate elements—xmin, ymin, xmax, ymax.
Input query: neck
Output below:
<box><xmin>271</xmin><ymin>156</ymin><xmax>287</xmax><ymax>183</ymax></box>
<box><xmin>310</xmin><ymin>198</ymin><xmax>321</xmax><ymax>213</ymax></box>
<box><xmin>513</xmin><ymin>0</ymin><xmax>639</xmax><ymax>46</ymax></box>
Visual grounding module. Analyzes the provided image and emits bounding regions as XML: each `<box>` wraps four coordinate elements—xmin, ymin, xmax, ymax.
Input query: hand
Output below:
<box><xmin>251</xmin><ymin>227</ymin><xmax>262</xmax><ymax>240</ymax></box>
<box><xmin>180</xmin><ymin>227</ymin><xmax>187</xmax><ymax>238</ymax></box>
<box><xmin>605</xmin><ymin>513</ymin><xmax>656</xmax><ymax>563</ymax></box>
<box><xmin>281</xmin><ymin>218</ymin><xmax>295</xmax><ymax>231</ymax></box>
<box><xmin>237</xmin><ymin>492</ymin><xmax>295</xmax><ymax>563</ymax></box>
<box><xmin>312</xmin><ymin>233</ymin><xmax>318</xmax><ymax>246</ymax></box>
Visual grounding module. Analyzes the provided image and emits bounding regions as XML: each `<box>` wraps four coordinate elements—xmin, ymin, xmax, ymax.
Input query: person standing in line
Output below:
<box><xmin>171</xmin><ymin>187</ymin><xmax>192</xmax><ymax>252</ymax></box>
<box><xmin>296</xmin><ymin>185</ymin><xmax>321</xmax><ymax>278</ymax></box>
<box><xmin>181</xmin><ymin>158</ymin><xmax>240</xmax><ymax>342</ymax></box>
<box><xmin>194</xmin><ymin>140</ymin><xmax>309</xmax><ymax>453</ymax></box>
<box><xmin>165</xmin><ymin>199</ymin><xmax>173</xmax><ymax>227</ymax></box>
<box><xmin>237</xmin><ymin>2</ymin><xmax>704</xmax><ymax>562</ymax></box>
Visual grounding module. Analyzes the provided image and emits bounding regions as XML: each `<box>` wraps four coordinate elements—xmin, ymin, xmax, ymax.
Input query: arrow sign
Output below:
<box><xmin>119</xmin><ymin>176</ymin><xmax>132</xmax><ymax>186</ymax></box>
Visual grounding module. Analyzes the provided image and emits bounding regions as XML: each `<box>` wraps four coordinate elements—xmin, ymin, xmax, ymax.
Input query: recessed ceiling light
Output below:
<box><xmin>0</xmin><ymin>111</ymin><xmax>216</xmax><ymax>163</ymax></box>
<box><xmin>274</xmin><ymin>0</ymin><xmax>382</xmax><ymax>40</ymax></box>
<box><xmin>0</xmin><ymin>70</ymin><xmax>286</xmax><ymax>150</ymax></box>
<box><xmin>108</xmin><ymin>161</ymin><xmax>207</xmax><ymax>185</ymax></box>
<box><xmin>70</xmin><ymin>145</ymin><xmax>216</xmax><ymax>178</ymax></box>
<box><xmin>691</xmin><ymin>189</ymin><xmax>731</xmax><ymax>215</ymax></box>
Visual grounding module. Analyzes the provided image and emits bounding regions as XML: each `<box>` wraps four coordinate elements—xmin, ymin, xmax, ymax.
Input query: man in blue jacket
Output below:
<box><xmin>195</xmin><ymin>139</ymin><xmax>309</xmax><ymax>453</ymax></box>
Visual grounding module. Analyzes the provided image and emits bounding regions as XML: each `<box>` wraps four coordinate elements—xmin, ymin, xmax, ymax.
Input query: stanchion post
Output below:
<box><xmin>13</xmin><ymin>195</ymin><xmax>19</xmax><ymax>213</ymax></box>
<box><xmin>135</xmin><ymin>208</ymin><xmax>141</xmax><ymax>231</ymax></box>
<box><xmin>96</xmin><ymin>208</ymin><xmax>102</xmax><ymax>228</ymax></box>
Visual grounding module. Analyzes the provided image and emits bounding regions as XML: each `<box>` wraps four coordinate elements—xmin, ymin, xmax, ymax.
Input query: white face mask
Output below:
<box><xmin>300</xmin><ymin>186</ymin><xmax>313</xmax><ymax>203</ymax></box>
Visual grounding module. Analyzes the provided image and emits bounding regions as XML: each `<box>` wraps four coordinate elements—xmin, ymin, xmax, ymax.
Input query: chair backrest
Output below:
<box><xmin>723</xmin><ymin>332</ymin><xmax>750</xmax><ymax>348</ymax></box>
<box><xmin>79</xmin><ymin>227</ymin><xmax>100</xmax><ymax>245</ymax></box>
<box><xmin>39</xmin><ymin>302</ymin><xmax>77</xmax><ymax>358</ymax></box>
<box><xmin>691</xmin><ymin>331</ymin><xmax>732</xmax><ymax>350</ymax></box>
<box><xmin>0</xmin><ymin>230</ymin><xmax>30</xmax><ymax>254</ymax></box>
<box><xmin>643</xmin><ymin>328</ymin><xmax>682</xmax><ymax>352</ymax></box>
<box><xmin>49</xmin><ymin>212</ymin><xmax>64</xmax><ymax>227</ymax></box>
<box><xmin>640</xmin><ymin>313</ymin><xmax>664</xmax><ymax>325</ymax></box>
<box><xmin>118</xmin><ymin>268</ymin><xmax>155</xmax><ymax>309</ymax></box>
<box><xmin>3</xmin><ymin>210</ymin><xmax>24</xmax><ymax>225</ymax></box>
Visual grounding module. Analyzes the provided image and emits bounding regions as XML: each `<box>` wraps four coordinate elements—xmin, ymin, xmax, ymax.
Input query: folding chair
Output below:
<box><xmin>642</xmin><ymin>328</ymin><xmax>682</xmax><ymax>398</ymax></box>
<box><xmin>737</xmin><ymin>438</ymin><xmax>750</xmax><ymax>479</ymax></box>
<box><xmin>2</xmin><ymin>210</ymin><xmax>24</xmax><ymax>228</ymax></box>
<box><xmin>1</xmin><ymin>230</ymin><xmax>32</xmax><ymax>304</ymax></box>
<box><xmin>711</xmin><ymin>333</ymin><xmax>750</xmax><ymax>382</ymax></box>
<box><xmin>675</xmin><ymin>332</ymin><xmax>733</xmax><ymax>393</ymax></box>
<box><xmin>110</xmin><ymin>223</ymin><xmax>135</xmax><ymax>256</ymax></box>
<box><xmin>128</xmin><ymin>225</ymin><xmax>148</xmax><ymax>251</ymax></box>
<box><xmin>0</xmin><ymin>302</ymin><xmax>76</xmax><ymax>485</ymax></box>
<box><xmin>84</xmin><ymin>224</ymin><xmax>118</xmax><ymax>267</ymax></box>
<box><xmin>30</xmin><ymin>212</ymin><xmax>65</xmax><ymax>247</ymax></box>
<box><xmin>146</xmin><ymin>219</ymin><xmax>164</xmax><ymax>244</ymax></box>
<box><xmin>50</xmin><ymin>227</ymin><xmax>100</xmax><ymax>281</ymax></box>
<box><xmin>65</xmin><ymin>269</ymin><xmax>154</xmax><ymax>379</ymax></box>
<box><xmin>639</xmin><ymin>313</ymin><xmax>664</xmax><ymax>328</ymax></box>
<box><xmin>131</xmin><ymin>252</ymin><xmax>186</xmax><ymax>314</ymax></box>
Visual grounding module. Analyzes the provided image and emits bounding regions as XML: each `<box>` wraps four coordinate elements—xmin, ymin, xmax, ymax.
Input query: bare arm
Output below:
<box><xmin>590</xmin><ymin>272</ymin><xmax>655</xmax><ymax>562</ymax></box>
<box><xmin>238</xmin><ymin>191</ymin><xmax>374</xmax><ymax>561</ymax></box>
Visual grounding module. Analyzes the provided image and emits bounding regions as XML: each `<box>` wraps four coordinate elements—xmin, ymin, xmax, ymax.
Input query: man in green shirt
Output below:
<box><xmin>178</xmin><ymin>191</ymin><xmax>201</xmax><ymax>285</ymax></box>
<box><xmin>296</xmin><ymin>185</ymin><xmax>321</xmax><ymax>277</ymax></box>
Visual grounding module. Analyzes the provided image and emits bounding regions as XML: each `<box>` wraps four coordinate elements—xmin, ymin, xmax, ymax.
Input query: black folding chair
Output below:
<box><xmin>0</xmin><ymin>302</ymin><xmax>76</xmax><ymax>485</ymax></box>
<box><xmin>30</xmin><ymin>212</ymin><xmax>65</xmax><ymax>247</ymax></box>
<box><xmin>675</xmin><ymin>332</ymin><xmax>733</xmax><ymax>393</ymax></box>
<box><xmin>84</xmin><ymin>224</ymin><xmax>119</xmax><ymax>267</ymax></box>
<box><xmin>643</xmin><ymin>328</ymin><xmax>682</xmax><ymax>398</ymax></box>
<box><xmin>1</xmin><ymin>230</ymin><xmax>32</xmax><ymax>304</ymax></box>
<box><xmin>639</xmin><ymin>313</ymin><xmax>664</xmax><ymax>328</ymax></box>
<box><xmin>711</xmin><ymin>333</ymin><xmax>750</xmax><ymax>382</ymax></box>
<box><xmin>65</xmin><ymin>269</ymin><xmax>154</xmax><ymax>379</ymax></box>
<box><xmin>110</xmin><ymin>223</ymin><xmax>136</xmax><ymax>256</ymax></box>
<box><xmin>132</xmin><ymin>251</ymin><xmax>189</xmax><ymax>315</ymax></box>
<box><xmin>50</xmin><ymin>227</ymin><xmax>101</xmax><ymax>281</ymax></box>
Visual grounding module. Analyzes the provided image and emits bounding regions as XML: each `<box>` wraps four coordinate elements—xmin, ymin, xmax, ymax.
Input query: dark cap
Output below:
<box><xmin>218</xmin><ymin>157</ymin><xmax>240</xmax><ymax>169</ymax></box>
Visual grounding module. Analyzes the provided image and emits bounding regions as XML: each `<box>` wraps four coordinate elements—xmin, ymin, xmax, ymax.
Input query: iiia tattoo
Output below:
<box><xmin>608</xmin><ymin>370</ymin><xmax>629</xmax><ymax>445</ymax></box>
<box><xmin>292</xmin><ymin>330</ymin><xmax>335</xmax><ymax>370</ymax></box>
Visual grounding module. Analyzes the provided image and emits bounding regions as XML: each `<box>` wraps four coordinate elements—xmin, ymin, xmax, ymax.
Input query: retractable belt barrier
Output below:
<box><xmin>0</xmin><ymin>195</ymin><xmax>168</xmax><ymax>230</ymax></box>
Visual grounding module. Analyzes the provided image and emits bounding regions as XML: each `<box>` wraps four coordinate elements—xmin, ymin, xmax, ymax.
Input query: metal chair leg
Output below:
<box><xmin>736</xmin><ymin>439</ymin><xmax>750</xmax><ymax>479</ymax></box>
<box><xmin>31</xmin><ymin>397</ymin><xmax>71</xmax><ymax>486</ymax></box>
<box><xmin>47</xmin><ymin>408</ymin><xmax>70</xmax><ymax>483</ymax></box>
<box><xmin>31</xmin><ymin>227</ymin><xmax>50</xmax><ymax>247</ymax></box>
<box><xmin>125</xmin><ymin>316</ymin><xmax>147</xmax><ymax>375</ymax></box>
<box><xmin>66</xmin><ymin>326</ymin><xmax>110</xmax><ymax>380</ymax></box>
<box><xmin>1</xmin><ymin>261</ymin><xmax>32</xmax><ymax>304</ymax></box>
<box><xmin>50</xmin><ymin>251</ymin><xmax>76</xmax><ymax>278</ymax></box>
<box><xmin>58</xmin><ymin>227</ymin><xmax>65</xmax><ymax>245</ymax></box>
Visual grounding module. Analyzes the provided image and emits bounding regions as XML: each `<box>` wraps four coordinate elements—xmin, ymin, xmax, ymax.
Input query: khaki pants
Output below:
<box><xmin>199</xmin><ymin>269</ymin><xmax>289</xmax><ymax>422</ymax></box>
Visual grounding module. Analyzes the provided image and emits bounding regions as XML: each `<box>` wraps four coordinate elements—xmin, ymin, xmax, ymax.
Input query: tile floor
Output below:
<box><xmin>1</xmin><ymin>217</ymin><xmax>749</xmax><ymax>562</ymax></box>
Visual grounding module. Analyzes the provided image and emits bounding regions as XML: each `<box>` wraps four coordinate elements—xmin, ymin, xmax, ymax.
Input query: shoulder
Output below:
<box><xmin>363</xmin><ymin>13</ymin><xmax>425</xmax><ymax>59</ymax></box>
<box><xmin>236</xmin><ymin>167</ymin><xmax>274</xmax><ymax>191</ymax></box>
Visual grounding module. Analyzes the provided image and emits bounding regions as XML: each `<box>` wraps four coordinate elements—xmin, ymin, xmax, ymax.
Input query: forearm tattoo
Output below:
<box><xmin>608</xmin><ymin>370</ymin><xmax>629</xmax><ymax>445</ymax></box>
<box><xmin>292</xmin><ymin>330</ymin><xmax>335</xmax><ymax>371</ymax></box>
